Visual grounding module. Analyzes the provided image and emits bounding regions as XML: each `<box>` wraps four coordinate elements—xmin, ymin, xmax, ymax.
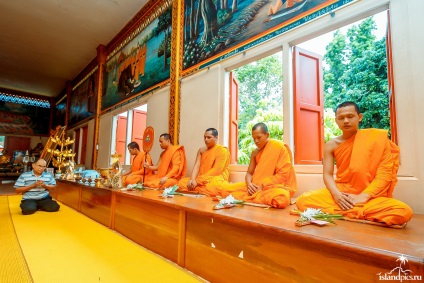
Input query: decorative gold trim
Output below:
<box><xmin>92</xmin><ymin>45</ymin><xmax>106</xmax><ymax>169</ymax></box>
<box><xmin>169</xmin><ymin>0</ymin><xmax>184</xmax><ymax>145</ymax></box>
<box><xmin>181</xmin><ymin>65</ymin><xmax>201</xmax><ymax>78</ymax></box>
<box><xmin>72</xmin><ymin>66</ymin><xmax>99</xmax><ymax>91</ymax></box>
<box><xmin>55</xmin><ymin>94</ymin><xmax>67</xmax><ymax>105</ymax></box>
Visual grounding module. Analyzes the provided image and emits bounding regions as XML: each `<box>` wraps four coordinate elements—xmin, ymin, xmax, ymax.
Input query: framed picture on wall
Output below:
<box><xmin>12</xmin><ymin>150</ymin><xmax>26</xmax><ymax>165</ymax></box>
<box><xmin>69</xmin><ymin>71</ymin><xmax>98</xmax><ymax>127</ymax></box>
<box><xmin>183</xmin><ymin>0</ymin><xmax>355</xmax><ymax>72</ymax></box>
<box><xmin>102</xmin><ymin>0</ymin><xmax>172</xmax><ymax>111</ymax></box>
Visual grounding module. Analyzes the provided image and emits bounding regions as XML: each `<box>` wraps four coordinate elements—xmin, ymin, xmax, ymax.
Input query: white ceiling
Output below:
<box><xmin>0</xmin><ymin>0</ymin><xmax>148</xmax><ymax>98</ymax></box>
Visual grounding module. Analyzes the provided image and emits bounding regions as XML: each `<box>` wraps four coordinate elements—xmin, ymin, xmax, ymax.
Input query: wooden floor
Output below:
<box><xmin>50</xmin><ymin>180</ymin><xmax>424</xmax><ymax>282</ymax></box>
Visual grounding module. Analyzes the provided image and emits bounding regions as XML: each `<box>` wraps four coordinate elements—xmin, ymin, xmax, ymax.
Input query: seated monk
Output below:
<box><xmin>296</xmin><ymin>101</ymin><xmax>413</xmax><ymax>226</ymax></box>
<box><xmin>216</xmin><ymin>122</ymin><xmax>297</xmax><ymax>208</ymax></box>
<box><xmin>121</xmin><ymin>142</ymin><xmax>152</xmax><ymax>186</ymax></box>
<box><xmin>143</xmin><ymin>133</ymin><xmax>187</xmax><ymax>189</ymax></box>
<box><xmin>178</xmin><ymin>128</ymin><xmax>230</xmax><ymax>194</ymax></box>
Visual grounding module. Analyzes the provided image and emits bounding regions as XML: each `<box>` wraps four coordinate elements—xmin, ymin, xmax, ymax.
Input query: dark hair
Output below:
<box><xmin>127</xmin><ymin>142</ymin><xmax>140</xmax><ymax>150</ymax></box>
<box><xmin>160</xmin><ymin>133</ymin><xmax>171</xmax><ymax>141</ymax></box>
<box><xmin>205</xmin><ymin>128</ymin><xmax>218</xmax><ymax>137</ymax></box>
<box><xmin>252</xmin><ymin>122</ymin><xmax>268</xmax><ymax>134</ymax></box>
<box><xmin>335</xmin><ymin>101</ymin><xmax>361</xmax><ymax>114</ymax></box>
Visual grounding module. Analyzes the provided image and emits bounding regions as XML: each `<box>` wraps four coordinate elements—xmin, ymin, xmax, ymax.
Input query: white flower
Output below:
<box><xmin>300</xmin><ymin>208</ymin><xmax>322</xmax><ymax>221</ymax></box>
<box><xmin>162</xmin><ymin>187</ymin><xmax>173</xmax><ymax>197</ymax></box>
<box><xmin>219</xmin><ymin>194</ymin><xmax>236</xmax><ymax>205</ymax></box>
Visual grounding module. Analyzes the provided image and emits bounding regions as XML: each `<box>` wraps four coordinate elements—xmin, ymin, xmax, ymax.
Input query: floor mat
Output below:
<box><xmin>7</xmin><ymin>195</ymin><xmax>203</xmax><ymax>283</ymax></box>
<box><xmin>0</xmin><ymin>196</ymin><xmax>33</xmax><ymax>283</ymax></box>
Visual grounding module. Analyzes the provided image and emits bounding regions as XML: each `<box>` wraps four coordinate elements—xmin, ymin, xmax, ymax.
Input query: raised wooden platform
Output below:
<box><xmin>53</xmin><ymin>180</ymin><xmax>424</xmax><ymax>282</ymax></box>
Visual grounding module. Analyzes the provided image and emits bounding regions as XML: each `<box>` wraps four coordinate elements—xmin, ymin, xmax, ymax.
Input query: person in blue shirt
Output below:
<box><xmin>14</xmin><ymin>158</ymin><xmax>60</xmax><ymax>215</ymax></box>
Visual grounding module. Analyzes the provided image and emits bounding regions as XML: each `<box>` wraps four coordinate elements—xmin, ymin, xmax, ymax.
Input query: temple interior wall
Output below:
<box><xmin>95</xmin><ymin>0</ymin><xmax>424</xmax><ymax>213</ymax></box>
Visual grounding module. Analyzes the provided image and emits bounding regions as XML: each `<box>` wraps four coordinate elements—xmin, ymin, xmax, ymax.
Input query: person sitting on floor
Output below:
<box><xmin>14</xmin><ymin>158</ymin><xmax>60</xmax><ymax>215</ymax></box>
<box><xmin>296</xmin><ymin>101</ymin><xmax>413</xmax><ymax>225</ymax></box>
<box><xmin>215</xmin><ymin>122</ymin><xmax>297</xmax><ymax>208</ymax></box>
<box><xmin>178</xmin><ymin>128</ymin><xmax>230</xmax><ymax>194</ymax></box>
<box><xmin>143</xmin><ymin>133</ymin><xmax>187</xmax><ymax>189</ymax></box>
<box><xmin>122</xmin><ymin>141</ymin><xmax>152</xmax><ymax>186</ymax></box>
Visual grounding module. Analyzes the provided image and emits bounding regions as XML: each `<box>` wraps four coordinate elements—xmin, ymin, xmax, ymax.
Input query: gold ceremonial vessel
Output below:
<box><xmin>99</xmin><ymin>168</ymin><xmax>112</xmax><ymax>187</ymax></box>
<box><xmin>94</xmin><ymin>178</ymin><xmax>103</xmax><ymax>188</ymax></box>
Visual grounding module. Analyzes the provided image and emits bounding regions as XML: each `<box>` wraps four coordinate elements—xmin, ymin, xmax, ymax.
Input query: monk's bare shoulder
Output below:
<box><xmin>199</xmin><ymin>146</ymin><xmax>208</xmax><ymax>155</ymax></box>
<box><xmin>250</xmin><ymin>148</ymin><xmax>261</xmax><ymax>159</ymax></box>
<box><xmin>325</xmin><ymin>136</ymin><xmax>344</xmax><ymax>153</ymax></box>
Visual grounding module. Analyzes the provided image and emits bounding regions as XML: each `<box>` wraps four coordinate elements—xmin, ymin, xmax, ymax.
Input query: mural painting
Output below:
<box><xmin>102</xmin><ymin>7</ymin><xmax>172</xmax><ymax>111</ymax></box>
<box><xmin>69</xmin><ymin>71</ymin><xmax>98</xmax><ymax>127</ymax></box>
<box><xmin>0</xmin><ymin>100</ymin><xmax>50</xmax><ymax>135</ymax></box>
<box><xmin>183</xmin><ymin>0</ymin><xmax>354</xmax><ymax>70</ymax></box>
<box><xmin>53</xmin><ymin>94</ymin><xmax>66</xmax><ymax>129</ymax></box>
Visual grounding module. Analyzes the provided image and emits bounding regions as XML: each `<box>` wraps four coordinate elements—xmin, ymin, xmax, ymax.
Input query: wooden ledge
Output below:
<box><xmin>55</xmin><ymin>181</ymin><xmax>424</xmax><ymax>282</ymax></box>
<box><xmin>116</xmin><ymin>189</ymin><xmax>424</xmax><ymax>260</ymax></box>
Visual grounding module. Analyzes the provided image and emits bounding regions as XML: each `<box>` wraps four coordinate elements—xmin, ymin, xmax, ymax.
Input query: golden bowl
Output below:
<box><xmin>98</xmin><ymin>168</ymin><xmax>111</xmax><ymax>179</ymax></box>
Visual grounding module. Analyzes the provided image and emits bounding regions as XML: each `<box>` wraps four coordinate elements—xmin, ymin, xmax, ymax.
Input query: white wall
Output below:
<box><xmin>85</xmin><ymin>119</ymin><xmax>94</xmax><ymax>168</ymax></box>
<box><xmin>97</xmin><ymin>113</ymin><xmax>113</xmax><ymax>169</ymax></box>
<box><xmin>145</xmin><ymin>87</ymin><xmax>171</xmax><ymax>163</ymax></box>
<box><xmin>389</xmin><ymin>0</ymin><xmax>424</xmax><ymax>213</ymax></box>
<box><xmin>180</xmin><ymin>65</ymin><xmax>226</xmax><ymax>174</ymax></box>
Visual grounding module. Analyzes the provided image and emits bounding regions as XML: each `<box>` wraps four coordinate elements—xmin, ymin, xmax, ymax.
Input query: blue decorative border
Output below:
<box><xmin>0</xmin><ymin>93</ymin><xmax>50</xmax><ymax>108</ymax></box>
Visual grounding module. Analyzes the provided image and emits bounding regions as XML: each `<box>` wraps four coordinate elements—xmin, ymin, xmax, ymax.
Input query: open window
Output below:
<box><xmin>294</xmin><ymin>10</ymin><xmax>394</xmax><ymax>164</ymax></box>
<box><xmin>113</xmin><ymin>104</ymin><xmax>147</xmax><ymax>165</ymax></box>
<box><xmin>228</xmin><ymin>52</ymin><xmax>283</xmax><ymax>165</ymax></box>
<box><xmin>228</xmin><ymin>11</ymin><xmax>394</xmax><ymax>166</ymax></box>
<box><xmin>74</xmin><ymin>126</ymin><xmax>88</xmax><ymax>165</ymax></box>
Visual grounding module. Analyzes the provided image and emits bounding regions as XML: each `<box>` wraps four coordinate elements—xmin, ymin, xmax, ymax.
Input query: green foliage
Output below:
<box><xmin>233</xmin><ymin>53</ymin><xmax>283</xmax><ymax>164</ymax></box>
<box><xmin>234</xmin><ymin>53</ymin><xmax>283</xmax><ymax>130</ymax></box>
<box><xmin>323</xmin><ymin>16</ymin><xmax>390</xmax><ymax>131</ymax></box>
<box><xmin>323</xmin><ymin>108</ymin><xmax>342</xmax><ymax>142</ymax></box>
<box><xmin>156</xmin><ymin>8</ymin><xmax>172</xmax><ymax>36</ymax></box>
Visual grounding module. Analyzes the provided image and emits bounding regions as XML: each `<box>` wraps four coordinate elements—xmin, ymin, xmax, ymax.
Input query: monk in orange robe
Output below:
<box><xmin>143</xmin><ymin>133</ymin><xmax>187</xmax><ymax>189</ymax></box>
<box><xmin>296</xmin><ymin>101</ymin><xmax>413</xmax><ymax>225</ymax></box>
<box><xmin>217</xmin><ymin>122</ymin><xmax>297</xmax><ymax>208</ymax></box>
<box><xmin>122</xmin><ymin>141</ymin><xmax>152</xmax><ymax>186</ymax></box>
<box><xmin>178</xmin><ymin>128</ymin><xmax>230</xmax><ymax>194</ymax></box>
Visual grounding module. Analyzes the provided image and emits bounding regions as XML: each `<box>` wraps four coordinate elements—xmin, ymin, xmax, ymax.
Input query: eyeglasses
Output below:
<box><xmin>35</xmin><ymin>164</ymin><xmax>46</xmax><ymax>168</ymax></box>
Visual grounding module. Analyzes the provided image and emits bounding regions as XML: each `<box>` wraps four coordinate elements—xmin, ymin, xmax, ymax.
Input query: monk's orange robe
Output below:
<box><xmin>143</xmin><ymin>145</ymin><xmax>187</xmax><ymax>188</ymax></box>
<box><xmin>123</xmin><ymin>151</ymin><xmax>152</xmax><ymax>186</ymax></box>
<box><xmin>178</xmin><ymin>144</ymin><xmax>230</xmax><ymax>194</ymax></box>
<box><xmin>296</xmin><ymin>129</ymin><xmax>413</xmax><ymax>225</ymax></box>
<box><xmin>218</xmin><ymin>139</ymin><xmax>297</xmax><ymax>208</ymax></box>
